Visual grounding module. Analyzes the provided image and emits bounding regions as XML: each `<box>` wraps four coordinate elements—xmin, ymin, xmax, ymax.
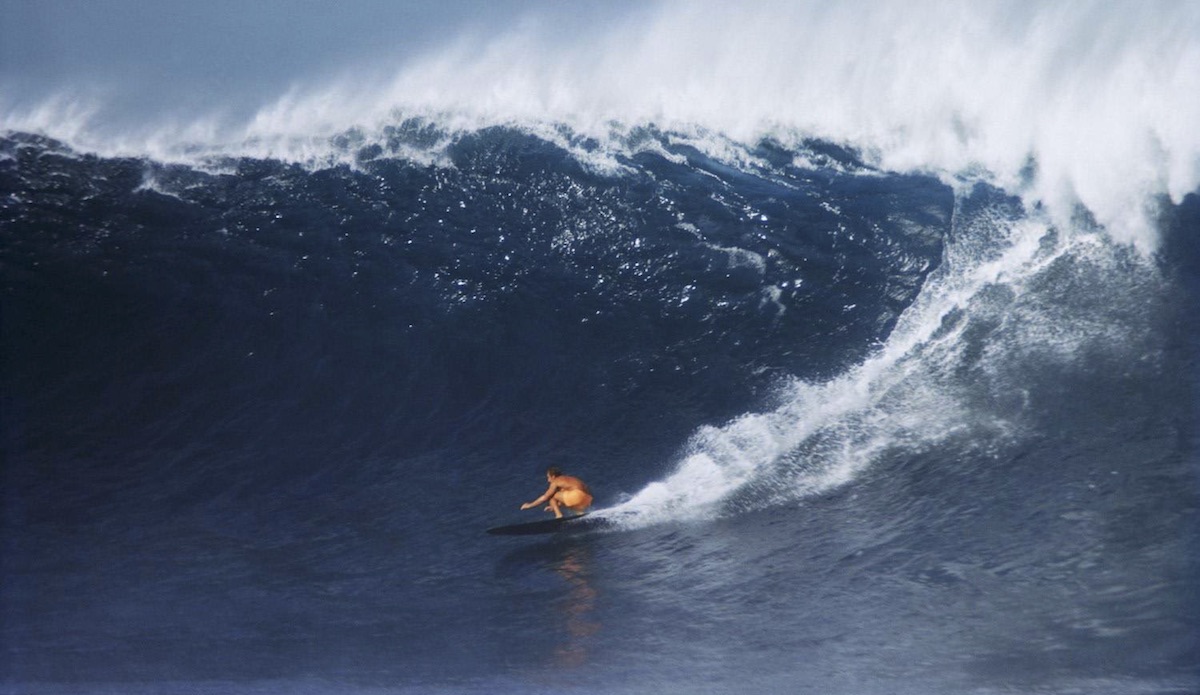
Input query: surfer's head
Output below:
<box><xmin>546</xmin><ymin>466</ymin><xmax>562</xmax><ymax>479</ymax></box>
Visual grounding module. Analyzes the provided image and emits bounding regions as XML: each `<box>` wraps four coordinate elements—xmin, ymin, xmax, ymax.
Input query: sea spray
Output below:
<box><xmin>5</xmin><ymin>2</ymin><xmax>1197</xmax><ymax>250</ymax></box>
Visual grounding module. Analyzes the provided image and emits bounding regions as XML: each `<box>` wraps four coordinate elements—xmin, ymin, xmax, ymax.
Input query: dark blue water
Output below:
<box><xmin>2</xmin><ymin>125</ymin><xmax>1197</xmax><ymax>694</ymax></box>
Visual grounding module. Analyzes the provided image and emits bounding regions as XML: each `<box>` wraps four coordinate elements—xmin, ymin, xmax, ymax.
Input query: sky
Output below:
<box><xmin>0</xmin><ymin>0</ymin><xmax>638</xmax><ymax>126</ymax></box>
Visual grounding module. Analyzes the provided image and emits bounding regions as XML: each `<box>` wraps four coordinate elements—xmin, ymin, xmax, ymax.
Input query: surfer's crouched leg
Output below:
<box><xmin>555</xmin><ymin>490</ymin><xmax>592</xmax><ymax>517</ymax></box>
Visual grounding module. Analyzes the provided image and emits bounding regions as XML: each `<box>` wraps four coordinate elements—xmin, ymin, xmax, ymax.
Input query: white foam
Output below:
<box><xmin>265</xmin><ymin>1</ymin><xmax>1200</xmax><ymax>249</ymax></box>
<box><xmin>132</xmin><ymin>166</ymin><xmax>183</xmax><ymax>200</ymax></box>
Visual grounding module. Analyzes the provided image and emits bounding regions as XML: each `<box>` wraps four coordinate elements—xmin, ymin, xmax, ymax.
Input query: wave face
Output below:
<box><xmin>2</xmin><ymin>2</ymin><xmax>1199</xmax><ymax>693</ymax></box>
<box><xmin>1</xmin><ymin>127</ymin><xmax>952</xmax><ymax>518</ymax></box>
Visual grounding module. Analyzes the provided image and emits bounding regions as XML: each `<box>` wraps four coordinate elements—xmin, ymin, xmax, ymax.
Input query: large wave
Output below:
<box><xmin>3</xmin><ymin>1</ymin><xmax>1194</xmax><ymax>531</ymax></box>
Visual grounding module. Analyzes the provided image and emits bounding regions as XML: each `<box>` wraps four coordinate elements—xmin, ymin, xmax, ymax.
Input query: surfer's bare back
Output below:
<box><xmin>521</xmin><ymin>467</ymin><xmax>593</xmax><ymax>519</ymax></box>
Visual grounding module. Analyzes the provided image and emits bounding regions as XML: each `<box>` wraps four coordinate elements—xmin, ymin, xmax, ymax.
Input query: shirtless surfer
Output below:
<box><xmin>521</xmin><ymin>467</ymin><xmax>593</xmax><ymax>518</ymax></box>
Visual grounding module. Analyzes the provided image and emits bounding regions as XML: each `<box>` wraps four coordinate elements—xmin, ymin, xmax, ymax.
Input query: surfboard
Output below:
<box><xmin>486</xmin><ymin>514</ymin><xmax>608</xmax><ymax>536</ymax></box>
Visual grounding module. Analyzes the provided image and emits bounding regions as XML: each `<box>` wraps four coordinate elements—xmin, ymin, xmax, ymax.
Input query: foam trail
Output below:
<box><xmin>606</xmin><ymin>199</ymin><xmax>1158</xmax><ymax>528</ymax></box>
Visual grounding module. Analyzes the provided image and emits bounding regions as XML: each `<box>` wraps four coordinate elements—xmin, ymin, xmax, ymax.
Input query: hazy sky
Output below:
<box><xmin>0</xmin><ymin>0</ymin><xmax>638</xmax><ymax>124</ymax></box>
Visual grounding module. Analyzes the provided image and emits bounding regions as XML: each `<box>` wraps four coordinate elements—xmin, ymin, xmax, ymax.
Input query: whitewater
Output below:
<box><xmin>2</xmin><ymin>1</ymin><xmax>1198</xmax><ymax>693</ymax></box>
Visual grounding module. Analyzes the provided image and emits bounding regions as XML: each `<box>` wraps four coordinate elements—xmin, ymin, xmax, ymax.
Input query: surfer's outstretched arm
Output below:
<box><xmin>520</xmin><ymin>482</ymin><xmax>557</xmax><ymax>510</ymax></box>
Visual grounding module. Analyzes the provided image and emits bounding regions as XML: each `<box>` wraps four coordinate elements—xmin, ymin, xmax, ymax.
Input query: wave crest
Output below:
<box><xmin>5</xmin><ymin>2</ymin><xmax>1197</xmax><ymax>251</ymax></box>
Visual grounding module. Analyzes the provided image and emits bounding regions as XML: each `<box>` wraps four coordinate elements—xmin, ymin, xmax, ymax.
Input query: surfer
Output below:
<box><xmin>521</xmin><ymin>467</ymin><xmax>593</xmax><ymax>519</ymax></box>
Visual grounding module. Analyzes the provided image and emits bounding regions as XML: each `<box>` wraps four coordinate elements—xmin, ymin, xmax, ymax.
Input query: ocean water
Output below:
<box><xmin>3</xmin><ymin>3</ymin><xmax>1199</xmax><ymax>694</ymax></box>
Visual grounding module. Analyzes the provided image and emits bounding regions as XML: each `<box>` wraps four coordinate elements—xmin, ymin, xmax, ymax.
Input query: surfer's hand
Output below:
<box><xmin>520</xmin><ymin>502</ymin><xmax>532</xmax><ymax>510</ymax></box>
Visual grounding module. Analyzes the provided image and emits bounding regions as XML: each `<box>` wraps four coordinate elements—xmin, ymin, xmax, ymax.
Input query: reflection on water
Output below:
<box><xmin>552</xmin><ymin>545</ymin><xmax>600</xmax><ymax>668</ymax></box>
<box><xmin>495</xmin><ymin>540</ymin><xmax>602</xmax><ymax>671</ymax></box>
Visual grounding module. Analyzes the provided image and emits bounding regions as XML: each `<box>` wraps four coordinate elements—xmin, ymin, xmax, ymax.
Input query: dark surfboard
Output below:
<box><xmin>486</xmin><ymin>514</ymin><xmax>609</xmax><ymax>536</ymax></box>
